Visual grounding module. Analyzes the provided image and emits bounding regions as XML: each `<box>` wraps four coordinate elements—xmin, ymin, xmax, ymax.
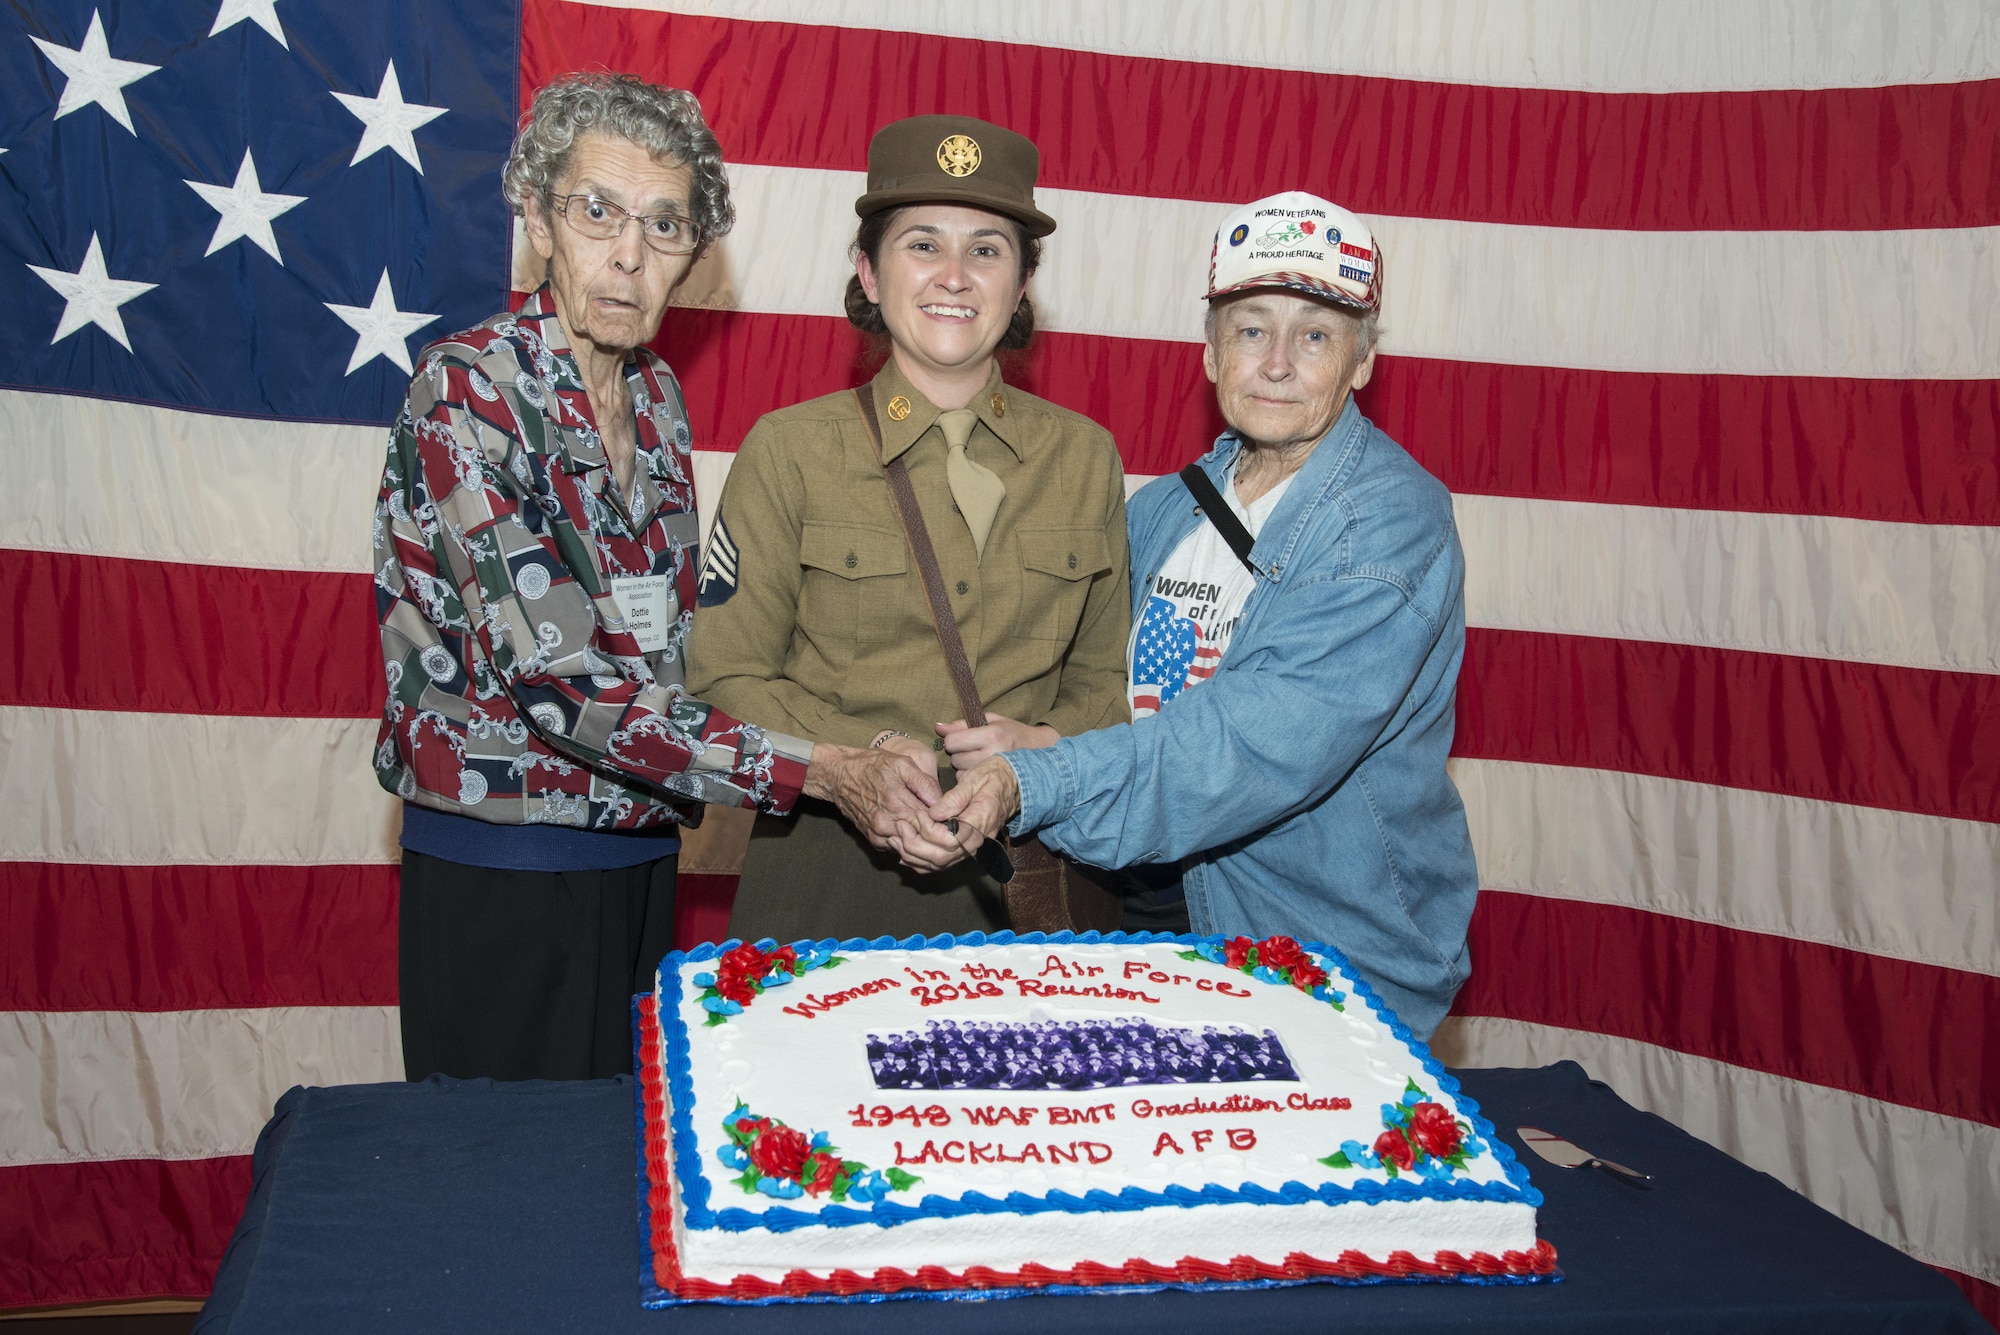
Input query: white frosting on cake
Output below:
<box><xmin>649</xmin><ymin>935</ymin><xmax>1541</xmax><ymax>1289</ymax></box>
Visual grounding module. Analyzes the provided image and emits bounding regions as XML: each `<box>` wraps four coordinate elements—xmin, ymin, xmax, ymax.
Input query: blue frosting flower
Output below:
<box><xmin>755</xmin><ymin>1175</ymin><xmax>805</xmax><ymax>1199</ymax></box>
<box><xmin>1339</xmin><ymin>1139</ymin><xmax>1375</xmax><ymax>1167</ymax></box>
<box><xmin>716</xmin><ymin>1144</ymin><xmax>749</xmax><ymax>1169</ymax></box>
<box><xmin>761</xmin><ymin>968</ymin><xmax>794</xmax><ymax>988</ymax></box>
<box><xmin>702</xmin><ymin>995</ymin><xmax>743</xmax><ymax>1015</ymax></box>
<box><xmin>846</xmin><ymin>1170</ymin><xmax>888</xmax><ymax>1203</ymax></box>
<box><xmin>1195</xmin><ymin>942</ymin><xmax>1225</xmax><ymax>964</ymax></box>
<box><xmin>1252</xmin><ymin>966</ymin><xmax>1285</xmax><ymax>985</ymax></box>
<box><xmin>691</xmin><ymin>971</ymin><xmax>716</xmax><ymax>989</ymax></box>
<box><xmin>810</xmin><ymin>1130</ymin><xmax>831</xmax><ymax>1150</ymax></box>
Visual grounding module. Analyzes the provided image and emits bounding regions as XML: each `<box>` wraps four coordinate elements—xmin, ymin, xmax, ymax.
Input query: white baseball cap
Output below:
<box><xmin>1204</xmin><ymin>190</ymin><xmax>1381</xmax><ymax>313</ymax></box>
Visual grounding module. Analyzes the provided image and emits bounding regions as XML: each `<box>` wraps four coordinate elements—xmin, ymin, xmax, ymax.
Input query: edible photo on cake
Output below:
<box><xmin>633</xmin><ymin>931</ymin><xmax>1557</xmax><ymax>1304</ymax></box>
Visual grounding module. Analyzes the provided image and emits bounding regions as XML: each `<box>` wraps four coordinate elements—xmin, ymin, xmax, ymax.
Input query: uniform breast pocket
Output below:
<box><xmin>1017</xmin><ymin>527</ymin><xmax>1112</xmax><ymax>643</ymax></box>
<box><xmin>797</xmin><ymin>521</ymin><xmax>912</xmax><ymax>644</ymax></box>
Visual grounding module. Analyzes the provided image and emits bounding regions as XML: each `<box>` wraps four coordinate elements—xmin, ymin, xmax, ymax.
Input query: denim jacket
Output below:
<box><xmin>1008</xmin><ymin>397</ymin><xmax>1477</xmax><ymax>1037</ymax></box>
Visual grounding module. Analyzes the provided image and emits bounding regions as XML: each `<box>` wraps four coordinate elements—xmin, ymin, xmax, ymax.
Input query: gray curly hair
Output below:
<box><xmin>502</xmin><ymin>73</ymin><xmax>734</xmax><ymax>244</ymax></box>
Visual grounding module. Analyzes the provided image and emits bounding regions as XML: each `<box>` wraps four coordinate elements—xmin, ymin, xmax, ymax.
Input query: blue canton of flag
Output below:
<box><xmin>1131</xmin><ymin>593</ymin><xmax>1200</xmax><ymax>715</ymax></box>
<box><xmin>0</xmin><ymin>1</ymin><xmax>517</xmax><ymax>422</ymax></box>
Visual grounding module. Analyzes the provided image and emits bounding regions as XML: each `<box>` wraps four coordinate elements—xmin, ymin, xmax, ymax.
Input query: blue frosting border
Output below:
<box><xmin>659</xmin><ymin>930</ymin><xmax>1542</xmax><ymax>1239</ymax></box>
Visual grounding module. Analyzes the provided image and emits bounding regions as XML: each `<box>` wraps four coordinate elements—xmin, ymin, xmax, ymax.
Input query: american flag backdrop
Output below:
<box><xmin>1</xmin><ymin>0</ymin><xmax>1995</xmax><ymax>1318</ymax></box>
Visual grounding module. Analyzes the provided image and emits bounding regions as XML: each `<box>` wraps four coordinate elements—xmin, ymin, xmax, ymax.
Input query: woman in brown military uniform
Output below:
<box><xmin>685</xmin><ymin>114</ymin><xmax>1130</xmax><ymax>942</ymax></box>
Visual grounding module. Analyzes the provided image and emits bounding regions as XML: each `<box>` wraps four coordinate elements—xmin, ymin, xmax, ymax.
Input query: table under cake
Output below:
<box><xmin>188</xmin><ymin>1060</ymin><xmax>1987</xmax><ymax>1334</ymax></box>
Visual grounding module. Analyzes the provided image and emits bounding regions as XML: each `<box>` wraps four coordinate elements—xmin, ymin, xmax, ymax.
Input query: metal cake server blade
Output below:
<box><xmin>1517</xmin><ymin>1126</ymin><xmax>1653</xmax><ymax>1188</ymax></box>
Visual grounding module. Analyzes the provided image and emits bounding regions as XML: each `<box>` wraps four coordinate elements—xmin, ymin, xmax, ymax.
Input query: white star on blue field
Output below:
<box><xmin>0</xmin><ymin>1</ymin><xmax>514</xmax><ymax>421</ymax></box>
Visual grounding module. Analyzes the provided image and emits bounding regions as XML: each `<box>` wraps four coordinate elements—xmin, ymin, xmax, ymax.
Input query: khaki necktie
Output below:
<box><xmin>937</xmin><ymin>407</ymin><xmax>1006</xmax><ymax>561</ymax></box>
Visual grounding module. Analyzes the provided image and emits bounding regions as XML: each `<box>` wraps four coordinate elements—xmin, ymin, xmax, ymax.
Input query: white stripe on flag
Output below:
<box><xmin>696</xmin><ymin>452</ymin><xmax>2000</xmax><ymax>674</ymax></box>
<box><xmin>0</xmin><ymin>387</ymin><xmax>383</xmax><ymax>575</ymax></box>
<box><xmin>1451</xmin><ymin>758</ymin><xmax>2000</xmax><ymax>980</ymax></box>
<box><xmin>0</xmin><ymin>707</ymin><xmax>399</xmax><ymax>865</ymax></box>
<box><xmin>593</xmin><ymin>0</ymin><xmax>2000</xmax><ymax>92</ymax></box>
<box><xmin>1429</xmin><ymin>1016</ymin><xmax>2000</xmax><ymax>1287</ymax></box>
<box><xmin>670</xmin><ymin>164</ymin><xmax>2000</xmax><ymax>379</ymax></box>
<box><xmin>1453</xmin><ymin>493</ymin><xmax>2000</xmax><ymax>675</ymax></box>
<box><xmin>0</xmin><ymin>1007</ymin><xmax>403</xmax><ymax>1166</ymax></box>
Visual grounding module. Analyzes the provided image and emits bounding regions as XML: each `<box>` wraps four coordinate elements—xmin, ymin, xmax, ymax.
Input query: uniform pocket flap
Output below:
<box><xmin>800</xmin><ymin>522</ymin><xmax>908</xmax><ymax>581</ymax></box>
<box><xmin>1019</xmin><ymin>528</ymin><xmax>1112</xmax><ymax>581</ymax></box>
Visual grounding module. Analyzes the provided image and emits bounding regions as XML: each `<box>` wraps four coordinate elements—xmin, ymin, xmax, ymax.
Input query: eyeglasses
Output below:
<box><xmin>550</xmin><ymin>193</ymin><xmax>703</xmax><ymax>255</ymax></box>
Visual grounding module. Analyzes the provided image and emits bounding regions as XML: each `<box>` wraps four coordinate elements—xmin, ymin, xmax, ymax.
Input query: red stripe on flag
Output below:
<box><xmin>0</xmin><ymin>1156</ymin><xmax>249</xmax><ymax>1308</ymax></box>
<box><xmin>0</xmin><ymin>548</ymin><xmax>383</xmax><ymax>718</ymax></box>
<box><xmin>0</xmin><ymin>863</ymin><xmax>399</xmax><ymax>1011</ymax></box>
<box><xmin>674</xmin><ymin>872</ymin><xmax>739</xmax><ymax>952</ymax></box>
<box><xmin>1456</xmin><ymin>630</ymin><xmax>2000</xmax><ymax>823</ymax></box>
<box><xmin>522</xmin><ymin>3</ymin><xmax>2000</xmax><ymax>231</ymax></box>
<box><xmin>1456</xmin><ymin>890</ymin><xmax>2000</xmax><ymax>1127</ymax></box>
<box><xmin>650</xmin><ymin>310</ymin><xmax>2000</xmax><ymax>525</ymax></box>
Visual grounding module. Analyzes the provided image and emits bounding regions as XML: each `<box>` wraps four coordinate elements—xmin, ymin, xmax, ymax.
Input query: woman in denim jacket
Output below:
<box><xmin>926</xmin><ymin>192</ymin><xmax>1477</xmax><ymax>1040</ymax></box>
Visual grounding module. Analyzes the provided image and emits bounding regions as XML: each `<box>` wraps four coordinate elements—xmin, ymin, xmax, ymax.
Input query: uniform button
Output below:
<box><xmin>844</xmin><ymin>552</ymin><xmax>858</xmax><ymax>569</ymax></box>
<box><xmin>955</xmin><ymin>580</ymin><xmax>970</xmax><ymax>595</ymax></box>
<box><xmin>1067</xmin><ymin>552</ymin><xmax>1078</xmax><ymax>570</ymax></box>
<box><xmin>933</xmin><ymin>736</ymin><xmax>945</xmax><ymax>750</ymax></box>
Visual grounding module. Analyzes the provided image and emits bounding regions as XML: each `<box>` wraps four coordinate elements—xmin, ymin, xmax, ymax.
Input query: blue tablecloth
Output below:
<box><xmin>192</xmin><ymin>1060</ymin><xmax>1987</xmax><ymax>1334</ymax></box>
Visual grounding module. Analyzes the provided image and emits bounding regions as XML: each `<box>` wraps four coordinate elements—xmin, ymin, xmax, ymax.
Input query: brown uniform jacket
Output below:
<box><xmin>686</xmin><ymin>359</ymin><xmax>1131</xmax><ymax>759</ymax></box>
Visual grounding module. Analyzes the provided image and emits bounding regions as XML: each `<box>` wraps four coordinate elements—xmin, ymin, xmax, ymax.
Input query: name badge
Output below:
<box><xmin>609</xmin><ymin>573</ymin><xmax>676</xmax><ymax>654</ymax></box>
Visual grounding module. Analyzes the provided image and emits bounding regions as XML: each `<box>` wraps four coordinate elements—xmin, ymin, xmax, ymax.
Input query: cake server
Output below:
<box><xmin>1516</xmin><ymin>1127</ymin><xmax>1653</xmax><ymax>1187</ymax></box>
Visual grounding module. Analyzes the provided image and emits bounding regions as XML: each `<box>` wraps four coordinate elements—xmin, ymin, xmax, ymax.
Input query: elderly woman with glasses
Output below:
<box><xmin>372</xmin><ymin>74</ymin><xmax>941</xmax><ymax>1083</ymax></box>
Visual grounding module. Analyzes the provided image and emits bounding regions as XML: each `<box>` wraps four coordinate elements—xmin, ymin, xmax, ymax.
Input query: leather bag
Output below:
<box><xmin>853</xmin><ymin>387</ymin><xmax>1124</xmax><ymax>935</ymax></box>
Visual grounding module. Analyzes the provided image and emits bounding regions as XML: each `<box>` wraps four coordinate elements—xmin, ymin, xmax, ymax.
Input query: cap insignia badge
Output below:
<box><xmin>936</xmin><ymin>134</ymin><xmax>982</xmax><ymax>177</ymax></box>
<box><xmin>886</xmin><ymin>395</ymin><xmax>913</xmax><ymax>421</ymax></box>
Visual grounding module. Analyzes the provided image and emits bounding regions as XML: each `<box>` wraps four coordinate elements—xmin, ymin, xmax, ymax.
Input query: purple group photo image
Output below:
<box><xmin>865</xmin><ymin>1017</ymin><xmax>1300</xmax><ymax>1092</ymax></box>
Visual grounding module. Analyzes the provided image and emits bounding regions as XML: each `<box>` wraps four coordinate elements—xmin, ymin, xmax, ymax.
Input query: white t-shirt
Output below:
<box><xmin>1128</xmin><ymin>471</ymin><xmax>1295</xmax><ymax>718</ymax></box>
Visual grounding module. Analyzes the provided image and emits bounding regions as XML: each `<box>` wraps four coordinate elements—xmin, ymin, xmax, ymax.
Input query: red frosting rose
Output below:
<box><xmin>1256</xmin><ymin>935</ymin><xmax>1308</xmax><ymax>975</ymax></box>
<box><xmin>748</xmin><ymin>1123</ymin><xmax>811</xmax><ymax>1181</ymax></box>
<box><xmin>803</xmin><ymin>1153</ymin><xmax>843</xmax><ymax>1196</ymax></box>
<box><xmin>1222</xmin><ymin>937</ymin><xmax>1256</xmax><ymax>971</ymax></box>
<box><xmin>1374</xmin><ymin>1128</ymin><xmax>1415</xmax><ymax>1172</ymax></box>
<box><xmin>768</xmin><ymin>944</ymin><xmax>799</xmax><ymax>976</ymax></box>
<box><xmin>1407</xmin><ymin>1102</ymin><xmax>1463</xmax><ymax>1159</ymax></box>
<box><xmin>713</xmin><ymin>968</ymin><xmax>759</xmax><ymax>1004</ymax></box>
<box><xmin>1290</xmin><ymin>959</ymin><xmax>1329</xmax><ymax>990</ymax></box>
<box><xmin>718</xmin><ymin>942</ymin><xmax>770</xmax><ymax>977</ymax></box>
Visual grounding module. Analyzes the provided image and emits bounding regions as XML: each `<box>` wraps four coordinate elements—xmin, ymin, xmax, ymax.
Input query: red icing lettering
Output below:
<box><xmin>962</xmin><ymin>1105</ymin><xmax>1039</xmax><ymax>1127</ymax></box>
<box><xmin>1227</xmin><ymin>1128</ymin><xmax>1258</xmax><ymax>1150</ymax></box>
<box><xmin>1191</xmin><ymin>1129</ymin><xmax>1215</xmax><ymax>1152</ymax></box>
<box><xmin>1153</xmin><ymin>1132</ymin><xmax>1184</xmax><ymax>1157</ymax></box>
<box><xmin>781</xmin><ymin>976</ymin><xmax>901</xmax><ymax>1019</ymax></box>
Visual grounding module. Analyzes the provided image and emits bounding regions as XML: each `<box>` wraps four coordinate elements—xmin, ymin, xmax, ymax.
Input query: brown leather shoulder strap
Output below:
<box><xmin>852</xmin><ymin>387</ymin><xmax>987</xmax><ymax>729</ymax></box>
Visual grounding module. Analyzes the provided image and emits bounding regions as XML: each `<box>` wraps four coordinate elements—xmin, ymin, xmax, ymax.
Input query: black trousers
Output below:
<box><xmin>398</xmin><ymin>850</ymin><xmax>677</xmax><ymax>1082</ymax></box>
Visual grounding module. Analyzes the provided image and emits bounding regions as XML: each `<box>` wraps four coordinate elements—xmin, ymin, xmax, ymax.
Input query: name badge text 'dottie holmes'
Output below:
<box><xmin>610</xmin><ymin>573</ymin><xmax>675</xmax><ymax>654</ymax></box>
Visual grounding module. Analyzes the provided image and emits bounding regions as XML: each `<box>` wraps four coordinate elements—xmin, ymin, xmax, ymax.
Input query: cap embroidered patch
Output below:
<box><xmin>936</xmin><ymin>134</ymin><xmax>982</xmax><ymax>177</ymax></box>
<box><xmin>1229</xmin><ymin>223</ymin><xmax>1249</xmax><ymax>246</ymax></box>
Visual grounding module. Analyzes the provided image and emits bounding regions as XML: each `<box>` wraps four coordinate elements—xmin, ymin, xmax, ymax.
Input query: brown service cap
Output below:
<box><xmin>854</xmin><ymin>114</ymin><xmax>1057</xmax><ymax>237</ymax></box>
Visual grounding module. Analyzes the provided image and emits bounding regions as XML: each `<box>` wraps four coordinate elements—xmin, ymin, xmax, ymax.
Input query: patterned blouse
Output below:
<box><xmin>372</xmin><ymin>285</ymin><xmax>810</xmax><ymax>830</ymax></box>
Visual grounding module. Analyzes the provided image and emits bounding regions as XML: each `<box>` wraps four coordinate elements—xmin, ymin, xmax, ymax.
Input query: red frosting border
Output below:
<box><xmin>637</xmin><ymin>994</ymin><xmax>1559</xmax><ymax>1301</ymax></box>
